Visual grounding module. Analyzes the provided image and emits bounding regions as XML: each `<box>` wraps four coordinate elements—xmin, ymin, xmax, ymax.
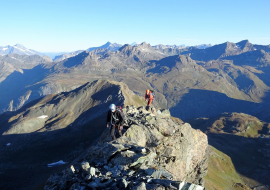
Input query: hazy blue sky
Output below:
<box><xmin>1</xmin><ymin>0</ymin><xmax>269</xmax><ymax>52</ymax></box>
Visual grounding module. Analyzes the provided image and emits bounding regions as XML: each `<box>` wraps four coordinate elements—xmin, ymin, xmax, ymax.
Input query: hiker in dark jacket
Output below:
<box><xmin>106</xmin><ymin>104</ymin><xmax>124</xmax><ymax>140</ymax></box>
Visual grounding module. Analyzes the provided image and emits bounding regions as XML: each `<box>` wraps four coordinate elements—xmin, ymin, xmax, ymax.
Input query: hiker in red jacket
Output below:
<box><xmin>106</xmin><ymin>104</ymin><xmax>124</xmax><ymax>140</ymax></box>
<box><xmin>145</xmin><ymin>89</ymin><xmax>154</xmax><ymax>106</ymax></box>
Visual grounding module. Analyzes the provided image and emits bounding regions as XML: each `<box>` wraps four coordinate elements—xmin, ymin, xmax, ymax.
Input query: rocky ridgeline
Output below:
<box><xmin>44</xmin><ymin>106</ymin><xmax>208</xmax><ymax>190</ymax></box>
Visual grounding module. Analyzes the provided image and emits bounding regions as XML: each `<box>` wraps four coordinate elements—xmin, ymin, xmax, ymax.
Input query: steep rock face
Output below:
<box><xmin>44</xmin><ymin>106</ymin><xmax>208</xmax><ymax>190</ymax></box>
<box><xmin>236</xmin><ymin>40</ymin><xmax>255</xmax><ymax>52</ymax></box>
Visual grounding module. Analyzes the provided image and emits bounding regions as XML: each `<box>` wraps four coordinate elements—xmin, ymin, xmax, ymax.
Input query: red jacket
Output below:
<box><xmin>145</xmin><ymin>92</ymin><xmax>154</xmax><ymax>100</ymax></box>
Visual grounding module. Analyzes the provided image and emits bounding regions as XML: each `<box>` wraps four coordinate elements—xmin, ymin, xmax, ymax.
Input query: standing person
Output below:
<box><xmin>145</xmin><ymin>89</ymin><xmax>154</xmax><ymax>106</ymax></box>
<box><xmin>106</xmin><ymin>104</ymin><xmax>124</xmax><ymax>140</ymax></box>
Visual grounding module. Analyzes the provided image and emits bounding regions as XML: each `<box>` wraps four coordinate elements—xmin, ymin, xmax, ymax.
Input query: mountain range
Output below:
<box><xmin>1</xmin><ymin>40</ymin><xmax>270</xmax><ymax>119</ymax></box>
<box><xmin>1</xmin><ymin>39</ymin><xmax>270</xmax><ymax>190</ymax></box>
<box><xmin>0</xmin><ymin>42</ymin><xmax>213</xmax><ymax>61</ymax></box>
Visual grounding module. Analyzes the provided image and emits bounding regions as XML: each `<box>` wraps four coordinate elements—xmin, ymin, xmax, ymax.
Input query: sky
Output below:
<box><xmin>0</xmin><ymin>0</ymin><xmax>270</xmax><ymax>52</ymax></box>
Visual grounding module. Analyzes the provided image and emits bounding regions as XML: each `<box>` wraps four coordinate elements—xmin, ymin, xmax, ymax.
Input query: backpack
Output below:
<box><xmin>150</xmin><ymin>90</ymin><xmax>156</xmax><ymax>99</ymax></box>
<box><xmin>116</xmin><ymin>106</ymin><xmax>123</xmax><ymax>114</ymax></box>
<box><xmin>116</xmin><ymin>106</ymin><xmax>126</xmax><ymax>121</ymax></box>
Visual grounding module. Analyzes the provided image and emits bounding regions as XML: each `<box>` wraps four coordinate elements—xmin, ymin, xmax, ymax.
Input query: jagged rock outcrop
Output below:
<box><xmin>44</xmin><ymin>106</ymin><xmax>208</xmax><ymax>190</ymax></box>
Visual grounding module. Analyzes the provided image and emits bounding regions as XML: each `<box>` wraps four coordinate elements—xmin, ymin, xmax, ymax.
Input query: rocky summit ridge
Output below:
<box><xmin>44</xmin><ymin>105</ymin><xmax>208</xmax><ymax>190</ymax></box>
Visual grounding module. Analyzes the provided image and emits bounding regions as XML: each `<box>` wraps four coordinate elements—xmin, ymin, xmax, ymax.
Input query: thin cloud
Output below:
<box><xmin>223</xmin><ymin>38</ymin><xmax>270</xmax><ymax>40</ymax></box>
<box><xmin>174</xmin><ymin>38</ymin><xmax>198</xmax><ymax>41</ymax></box>
<box><xmin>252</xmin><ymin>38</ymin><xmax>270</xmax><ymax>40</ymax></box>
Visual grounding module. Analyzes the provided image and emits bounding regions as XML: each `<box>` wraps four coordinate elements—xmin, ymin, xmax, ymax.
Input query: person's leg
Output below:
<box><xmin>110</xmin><ymin>125</ymin><xmax>116</xmax><ymax>140</ymax></box>
<box><xmin>117</xmin><ymin>125</ymin><xmax>123</xmax><ymax>137</ymax></box>
<box><xmin>149</xmin><ymin>99</ymin><xmax>152</xmax><ymax>105</ymax></box>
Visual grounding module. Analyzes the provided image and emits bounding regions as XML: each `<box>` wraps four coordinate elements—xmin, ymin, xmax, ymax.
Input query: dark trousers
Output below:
<box><xmin>110</xmin><ymin>124</ymin><xmax>122</xmax><ymax>140</ymax></box>
<box><xmin>147</xmin><ymin>99</ymin><xmax>153</xmax><ymax>105</ymax></box>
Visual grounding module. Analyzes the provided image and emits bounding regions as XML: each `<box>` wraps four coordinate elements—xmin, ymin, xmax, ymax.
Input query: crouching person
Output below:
<box><xmin>106</xmin><ymin>104</ymin><xmax>124</xmax><ymax>140</ymax></box>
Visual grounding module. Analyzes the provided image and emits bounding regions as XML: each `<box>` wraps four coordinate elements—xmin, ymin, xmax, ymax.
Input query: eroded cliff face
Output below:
<box><xmin>45</xmin><ymin>105</ymin><xmax>208</xmax><ymax>190</ymax></box>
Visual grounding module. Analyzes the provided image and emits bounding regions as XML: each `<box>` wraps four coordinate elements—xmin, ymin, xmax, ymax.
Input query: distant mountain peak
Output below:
<box><xmin>138</xmin><ymin>42</ymin><xmax>152</xmax><ymax>49</ymax></box>
<box><xmin>236</xmin><ymin>40</ymin><xmax>254</xmax><ymax>52</ymax></box>
<box><xmin>87</xmin><ymin>42</ymin><xmax>122</xmax><ymax>53</ymax></box>
<box><xmin>0</xmin><ymin>44</ymin><xmax>42</xmax><ymax>56</ymax></box>
<box><xmin>131</xmin><ymin>42</ymin><xmax>139</xmax><ymax>46</ymax></box>
<box><xmin>14</xmin><ymin>44</ymin><xmax>26</xmax><ymax>49</ymax></box>
<box><xmin>118</xmin><ymin>44</ymin><xmax>133</xmax><ymax>52</ymax></box>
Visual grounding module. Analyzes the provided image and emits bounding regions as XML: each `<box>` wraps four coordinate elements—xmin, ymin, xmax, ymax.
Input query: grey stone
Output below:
<box><xmin>94</xmin><ymin>178</ymin><xmax>114</xmax><ymax>188</ymax></box>
<box><xmin>85</xmin><ymin>174</ymin><xmax>91</xmax><ymax>181</ymax></box>
<box><xmin>81</xmin><ymin>161</ymin><xmax>90</xmax><ymax>172</ymax></box>
<box><xmin>144</xmin><ymin>168</ymin><xmax>155</xmax><ymax>176</ymax></box>
<box><xmin>67</xmin><ymin>165</ymin><xmax>75</xmax><ymax>175</ymax></box>
<box><xmin>88</xmin><ymin>182</ymin><xmax>98</xmax><ymax>188</ymax></box>
<box><xmin>119</xmin><ymin>178</ymin><xmax>128</xmax><ymax>189</ymax></box>
<box><xmin>104</xmin><ymin>165</ymin><xmax>109</xmax><ymax>170</ymax></box>
<box><xmin>90</xmin><ymin>167</ymin><xmax>96</xmax><ymax>176</ymax></box>
<box><xmin>106</xmin><ymin>171</ymin><xmax>112</xmax><ymax>176</ymax></box>
<box><xmin>118</xmin><ymin>165</ymin><xmax>125</xmax><ymax>171</ymax></box>
<box><xmin>133</xmin><ymin>182</ymin><xmax>147</xmax><ymax>190</ymax></box>
<box><xmin>151</xmin><ymin>107</ymin><xmax>157</xmax><ymax>115</ymax></box>
<box><xmin>69</xmin><ymin>182</ymin><xmax>80</xmax><ymax>190</ymax></box>
<box><xmin>151</xmin><ymin>169</ymin><xmax>173</xmax><ymax>180</ymax></box>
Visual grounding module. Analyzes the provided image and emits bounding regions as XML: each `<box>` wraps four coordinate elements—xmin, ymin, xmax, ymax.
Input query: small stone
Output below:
<box><xmin>157</xmin><ymin>110</ymin><xmax>161</xmax><ymax>115</ymax></box>
<box><xmin>106</xmin><ymin>171</ymin><xmax>112</xmax><ymax>176</ymax></box>
<box><xmin>151</xmin><ymin>107</ymin><xmax>157</xmax><ymax>115</ymax></box>
<box><xmin>85</xmin><ymin>174</ymin><xmax>92</xmax><ymax>181</ymax></box>
<box><xmin>69</xmin><ymin>182</ymin><xmax>80</xmax><ymax>190</ymax></box>
<box><xmin>104</xmin><ymin>165</ymin><xmax>109</xmax><ymax>170</ymax></box>
<box><xmin>144</xmin><ymin>168</ymin><xmax>155</xmax><ymax>176</ymax></box>
<box><xmin>135</xmin><ymin>182</ymin><xmax>147</xmax><ymax>190</ymax></box>
<box><xmin>90</xmin><ymin>167</ymin><xmax>96</xmax><ymax>176</ymax></box>
<box><xmin>68</xmin><ymin>165</ymin><xmax>75</xmax><ymax>175</ymax></box>
<box><xmin>118</xmin><ymin>165</ymin><xmax>125</xmax><ymax>171</ymax></box>
<box><xmin>88</xmin><ymin>182</ymin><xmax>98</xmax><ymax>188</ymax></box>
<box><xmin>128</xmin><ymin>170</ymin><xmax>135</xmax><ymax>176</ymax></box>
<box><xmin>81</xmin><ymin>162</ymin><xmax>90</xmax><ymax>172</ymax></box>
<box><xmin>118</xmin><ymin>179</ymin><xmax>128</xmax><ymax>189</ymax></box>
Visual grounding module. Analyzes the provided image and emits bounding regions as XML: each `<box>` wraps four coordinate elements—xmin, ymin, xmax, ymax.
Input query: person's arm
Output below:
<box><xmin>145</xmin><ymin>93</ymin><xmax>147</xmax><ymax>100</ymax></box>
<box><xmin>117</xmin><ymin>111</ymin><xmax>124</xmax><ymax>126</ymax></box>
<box><xmin>150</xmin><ymin>93</ymin><xmax>154</xmax><ymax>100</ymax></box>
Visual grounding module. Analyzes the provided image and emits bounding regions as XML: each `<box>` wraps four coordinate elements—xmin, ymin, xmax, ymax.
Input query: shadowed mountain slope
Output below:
<box><xmin>186</xmin><ymin>40</ymin><xmax>256</xmax><ymax>62</ymax></box>
<box><xmin>187</xmin><ymin>113</ymin><xmax>270</xmax><ymax>190</ymax></box>
<box><xmin>0</xmin><ymin>79</ymin><xmax>145</xmax><ymax>190</ymax></box>
<box><xmin>222</xmin><ymin>49</ymin><xmax>270</xmax><ymax>67</ymax></box>
<box><xmin>0</xmin><ymin>53</ymin><xmax>52</xmax><ymax>83</ymax></box>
